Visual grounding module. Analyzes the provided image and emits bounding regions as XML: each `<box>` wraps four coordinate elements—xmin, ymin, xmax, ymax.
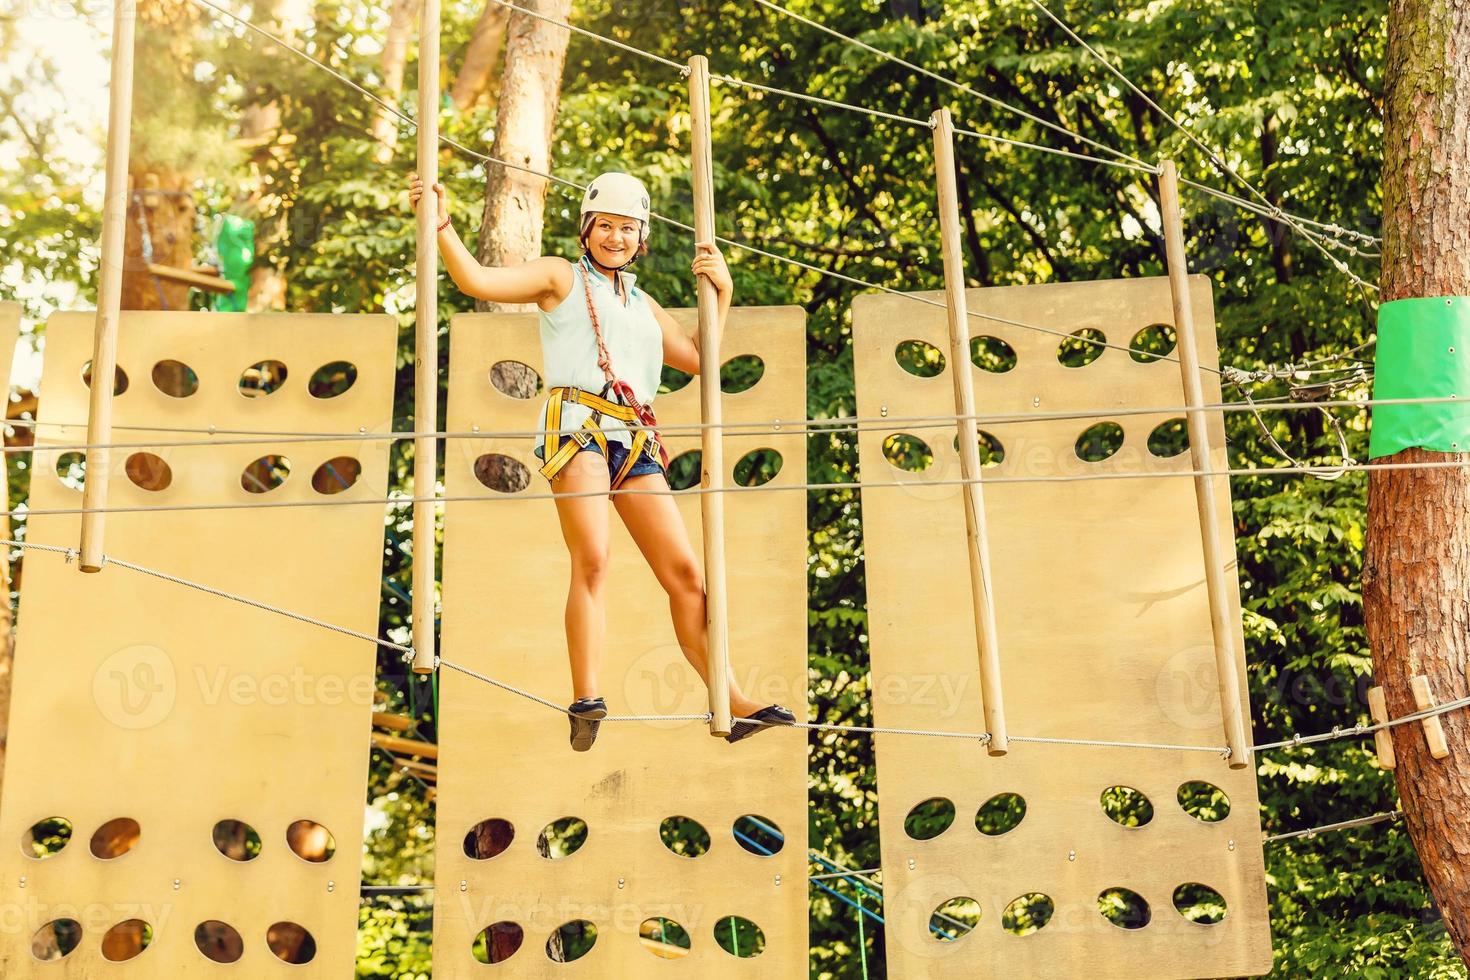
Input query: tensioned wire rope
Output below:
<box><xmin>7</xmin><ymin>540</ymin><xmax>1466</xmax><ymax>766</ymax></box>
<box><xmin>748</xmin><ymin>0</ymin><xmax>1380</xmax><ymax>250</ymax></box>
<box><xmin>3</xmin><ymin>392</ymin><xmax>1456</xmax><ymax>454</ymax></box>
<box><xmin>191</xmin><ymin>0</ymin><xmax>1381</xmax><ymax>386</ymax></box>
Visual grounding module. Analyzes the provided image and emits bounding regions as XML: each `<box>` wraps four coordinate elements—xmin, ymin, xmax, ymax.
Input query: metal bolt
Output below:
<box><xmin>880</xmin><ymin>405</ymin><xmax>889</xmax><ymax>418</ymax></box>
<box><xmin>18</xmin><ymin>876</ymin><xmax>26</xmax><ymax>888</ymax></box>
<box><xmin>617</xmin><ymin>877</ymin><xmax>625</xmax><ymax>890</ymax></box>
<box><xmin>173</xmin><ymin>878</ymin><xmax>181</xmax><ymax>890</ymax></box>
<box><xmin>1067</xmin><ymin>849</ymin><xmax>1076</xmax><ymax>862</ymax></box>
<box><xmin>907</xmin><ymin>858</ymin><xmax>916</xmax><ymax>871</ymax></box>
<box><xmin>327</xmin><ymin>880</ymin><xmax>335</xmax><ymax>893</ymax></box>
<box><xmin>359</xmin><ymin>425</ymin><xmax>366</xmax><ymax>434</ymax></box>
<box><xmin>774</xmin><ymin>874</ymin><xmax>782</xmax><ymax>887</ymax></box>
<box><xmin>472</xmin><ymin>424</ymin><xmax>480</xmax><ymax>433</ymax></box>
<box><xmin>1033</xmin><ymin>396</ymin><xmax>1041</xmax><ymax>408</ymax></box>
<box><xmin>1228</xmin><ymin>840</ymin><xmax>1236</xmax><ymax>852</ymax></box>
<box><xmin>207</xmin><ymin>424</ymin><xmax>216</xmax><ymax>434</ymax></box>
<box><xmin>773</xmin><ymin>418</ymin><xmax>782</xmax><ymax>431</ymax></box>
<box><xmin>459</xmin><ymin>880</ymin><xmax>467</xmax><ymax>892</ymax></box>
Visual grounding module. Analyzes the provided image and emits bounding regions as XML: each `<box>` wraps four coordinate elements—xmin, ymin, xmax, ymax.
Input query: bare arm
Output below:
<box><xmin>409</xmin><ymin>174</ymin><xmax>572</xmax><ymax>307</ymax></box>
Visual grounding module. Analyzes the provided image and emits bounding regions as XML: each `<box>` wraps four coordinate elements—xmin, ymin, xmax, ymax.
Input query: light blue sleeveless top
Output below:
<box><xmin>533</xmin><ymin>257</ymin><xmax>665</xmax><ymax>461</ymax></box>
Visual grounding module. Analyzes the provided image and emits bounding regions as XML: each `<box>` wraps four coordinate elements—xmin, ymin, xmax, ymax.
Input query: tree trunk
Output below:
<box><xmin>1364</xmin><ymin>0</ymin><xmax>1470</xmax><ymax>965</ymax></box>
<box><xmin>474</xmin><ymin>0</ymin><xmax>571</xmax><ymax>317</ymax></box>
<box><xmin>450</xmin><ymin>2</ymin><xmax>508</xmax><ymax>111</ymax></box>
<box><xmin>121</xmin><ymin>171</ymin><xmax>198</xmax><ymax>311</ymax></box>
<box><xmin>370</xmin><ymin>0</ymin><xmax>423</xmax><ymax>163</ymax></box>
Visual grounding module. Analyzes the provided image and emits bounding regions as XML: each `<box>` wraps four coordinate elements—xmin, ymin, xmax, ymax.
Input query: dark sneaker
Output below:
<box><xmin>725</xmin><ymin>704</ymin><xmax>797</xmax><ymax>744</ymax></box>
<box><xmin>568</xmin><ymin>697</ymin><xmax>607</xmax><ymax>751</ymax></box>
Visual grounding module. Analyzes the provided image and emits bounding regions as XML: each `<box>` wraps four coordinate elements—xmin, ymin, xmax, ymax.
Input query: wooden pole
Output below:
<box><xmin>687</xmin><ymin>55</ymin><xmax>731</xmax><ymax>737</ymax></box>
<box><xmin>409</xmin><ymin>0</ymin><xmax>441</xmax><ymax>675</ymax></box>
<box><xmin>930</xmin><ymin>108</ymin><xmax>1007</xmax><ymax>755</ymax></box>
<box><xmin>79</xmin><ymin>0</ymin><xmax>138</xmax><ymax>572</ymax></box>
<box><xmin>1157</xmin><ymin>159</ymin><xmax>1250</xmax><ymax>770</ymax></box>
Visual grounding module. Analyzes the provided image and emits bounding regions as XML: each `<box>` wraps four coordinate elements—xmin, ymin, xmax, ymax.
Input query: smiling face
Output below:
<box><xmin>582</xmin><ymin>211</ymin><xmax>644</xmax><ymax>269</ymax></box>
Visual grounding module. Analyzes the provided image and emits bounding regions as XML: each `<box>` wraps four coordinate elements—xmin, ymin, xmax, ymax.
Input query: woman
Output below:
<box><xmin>410</xmin><ymin>170</ymin><xmax>795</xmax><ymax>751</ymax></box>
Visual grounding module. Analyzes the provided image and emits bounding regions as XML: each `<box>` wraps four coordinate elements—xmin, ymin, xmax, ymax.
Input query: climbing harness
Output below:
<box><xmin>537</xmin><ymin>256</ymin><xmax>670</xmax><ymax>489</ymax></box>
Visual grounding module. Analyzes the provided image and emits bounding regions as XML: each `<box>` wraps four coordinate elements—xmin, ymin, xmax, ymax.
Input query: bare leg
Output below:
<box><xmin>550</xmin><ymin>451</ymin><xmax>612</xmax><ymax>700</ymax></box>
<box><xmin>613</xmin><ymin>471</ymin><xmax>764</xmax><ymax>718</ymax></box>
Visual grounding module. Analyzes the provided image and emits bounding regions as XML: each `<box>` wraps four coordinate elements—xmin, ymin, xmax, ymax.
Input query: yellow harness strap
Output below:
<box><xmin>539</xmin><ymin>386</ymin><xmax>658</xmax><ymax>490</ymax></box>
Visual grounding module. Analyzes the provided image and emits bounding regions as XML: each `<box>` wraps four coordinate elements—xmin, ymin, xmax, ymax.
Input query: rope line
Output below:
<box><xmin>711</xmin><ymin>72</ymin><xmax>934</xmax><ymax>129</ymax></box>
<box><xmin>1263</xmin><ymin>810</ymin><xmax>1403</xmax><ymax>844</ymax></box>
<box><xmin>13</xmin><ymin>393</ymin><xmax>1456</xmax><ymax>456</ymax></box>
<box><xmin>485</xmin><ymin>0</ymin><xmax>691</xmax><ymax>74</ymax></box>
<box><xmin>16</xmin><ymin>453</ymin><xmax>1470</xmax><ymax>521</ymax></box>
<box><xmin>1025</xmin><ymin>0</ymin><xmax>1380</xmax><ymax>294</ymax></box>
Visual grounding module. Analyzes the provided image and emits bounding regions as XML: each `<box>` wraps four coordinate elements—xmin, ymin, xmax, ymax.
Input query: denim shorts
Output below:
<box><xmin>541</xmin><ymin>438</ymin><xmax>663</xmax><ymax>483</ymax></box>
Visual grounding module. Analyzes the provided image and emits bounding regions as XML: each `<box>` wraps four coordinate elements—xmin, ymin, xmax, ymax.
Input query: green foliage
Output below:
<box><xmin>3</xmin><ymin>0</ymin><xmax>1459</xmax><ymax>976</ymax></box>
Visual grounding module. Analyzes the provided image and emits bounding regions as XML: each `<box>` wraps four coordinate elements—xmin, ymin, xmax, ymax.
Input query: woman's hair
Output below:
<box><xmin>579</xmin><ymin>213</ymin><xmax>650</xmax><ymax>264</ymax></box>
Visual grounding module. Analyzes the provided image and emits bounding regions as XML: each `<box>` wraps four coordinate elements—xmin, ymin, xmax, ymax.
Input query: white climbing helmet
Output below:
<box><xmin>579</xmin><ymin>172</ymin><xmax>651</xmax><ymax>243</ymax></box>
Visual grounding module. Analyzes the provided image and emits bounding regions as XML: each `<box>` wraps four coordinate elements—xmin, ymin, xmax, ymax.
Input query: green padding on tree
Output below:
<box><xmin>210</xmin><ymin>214</ymin><xmax>254</xmax><ymax>313</ymax></box>
<box><xmin>1369</xmin><ymin>296</ymin><xmax>1470</xmax><ymax>459</ymax></box>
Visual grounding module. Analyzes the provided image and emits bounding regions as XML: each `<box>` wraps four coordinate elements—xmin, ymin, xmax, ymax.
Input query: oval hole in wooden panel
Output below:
<box><xmin>720</xmin><ymin>354</ymin><xmax>765</xmax><ymax>393</ymax></box>
<box><xmin>929</xmin><ymin>897</ymin><xmax>980</xmax><ymax>941</ymax></box>
<box><xmin>1057</xmin><ymin>328</ymin><xmax>1106</xmax><ymax>367</ymax></box>
<box><xmin>1098</xmin><ymin>887</ymin><xmax>1151</xmax><ymax>929</ymax></box>
<box><xmin>151</xmin><ymin>359</ymin><xmax>198</xmax><ymax>397</ymax></box>
<box><xmin>895</xmin><ymin>340</ymin><xmax>945</xmax><ymax>378</ymax></box>
<box><xmin>101</xmin><ymin>919</ymin><xmax>154</xmax><ymax>961</ymax></box>
<box><xmin>971</xmin><ymin>335</ymin><xmax>1017</xmax><ymax>373</ymax></box>
<box><xmin>238</xmin><ymin>359</ymin><xmax>287</xmax><ymax>398</ymax></box>
<box><xmin>639</xmin><ymin>917</ymin><xmax>691</xmax><ymax>958</ymax></box>
<box><xmin>713</xmin><ymin>916</ymin><xmax>764</xmax><ymax>958</ymax></box>
<box><xmin>883</xmin><ymin>433</ymin><xmax>933</xmax><ymax>472</ymax></box>
<box><xmin>308</xmin><ymin>360</ymin><xmax>358</xmax><ymax>398</ymax></box>
<box><xmin>546</xmin><ymin>920</ymin><xmax>597</xmax><ymax>962</ymax></box>
<box><xmin>489</xmin><ymin>360</ymin><xmax>543</xmax><ymax>398</ymax></box>
<box><xmin>904</xmin><ymin>797</ymin><xmax>956</xmax><ymax>841</ymax></box>
<box><xmin>659</xmin><ymin>816</ymin><xmax>710</xmax><ymax>858</ymax></box>
<box><xmin>472</xmin><ymin>921</ymin><xmax>524</xmax><ymax>964</ymax></box>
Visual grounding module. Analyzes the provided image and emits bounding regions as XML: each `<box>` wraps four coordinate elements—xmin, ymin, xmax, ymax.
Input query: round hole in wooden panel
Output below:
<box><xmin>473</xmin><ymin>453</ymin><xmax>530</xmax><ymax>493</ymax></box>
<box><xmin>1101</xmin><ymin>786</ymin><xmax>1154</xmax><ymax>828</ymax></box>
<box><xmin>238</xmin><ymin>359</ymin><xmax>287</xmax><ymax>397</ymax></box>
<box><xmin>976</xmin><ymin>792</ymin><xmax>1027</xmax><ymax>837</ymax></box>
<box><xmin>1057</xmin><ymin>328</ymin><xmax>1107</xmax><ymax>367</ymax></box>
<box><xmin>1172</xmin><ymin>882</ymin><xmax>1228</xmax><ymax>924</ymax></box>
<box><xmin>81</xmin><ymin>360</ymin><xmax>128</xmax><ymax>395</ymax></box>
<box><xmin>659</xmin><ymin>816</ymin><xmax>710</xmax><ymax>858</ymax></box>
<box><xmin>1130</xmin><ymin>323</ymin><xmax>1178</xmax><ymax>363</ymax></box>
<box><xmin>151</xmin><ymin>359</ymin><xmax>198</xmax><ymax>397</ymax></box>
<box><xmin>194</xmin><ymin>920</ymin><xmax>244</xmax><ymax>963</ymax></box>
<box><xmin>1001</xmin><ymin>893</ymin><xmax>1055</xmax><ymax>935</ymax></box>
<box><xmin>895</xmin><ymin>339</ymin><xmax>945</xmax><ymax>378</ymax></box>
<box><xmin>537</xmin><ymin>817</ymin><xmax>588</xmax><ymax>859</ymax></box>
<box><xmin>971</xmin><ymin>335</ymin><xmax>1017</xmax><ymax>373</ymax></box>
<box><xmin>893</xmin><ymin>340</ymin><xmax>940</xmax><ymax>379</ymax></box>
<box><xmin>713</xmin><ymin>916</ymin><xmax>765</xmax><ymax>958</ymax></box>
<box><xmin>241</xmin><ymin>454</ymin><xmax>291</xmax><ymax>493</ymax></box>
<box><xmin>1178</xmin><ymin>781</ymin><xmax>1231</xmax><ymax>822</ymax></box>
<box><xmin>90</xmin><ymin>817</ymin><xmax>140</xmax><ymax>859</ymax></box>
<box><xmin>488</xmin><ymin>360</ymin><xmax>543</xmax><ymax>398</ymax></box>
<box><xmin>308</xmin><ymin>360</ymin><xmax>358</xmax><ymax>398</ymax></box>
<box><xmin>1076</xmin><ymin>421</ymin><xmax>1125</xmax><ymax>462</ymax></box>
<box><xmin>660</xmin><ymin>365</ymin><xmax>693</xmax><ymax>394</ymax></box>
<box><xmin>464</xmin><ymin>818</ymin><xmax>515</xmax><ymax>860</ymax></box>
<box><xmin>904</xmin><ymin>797</ymin><xmax>956</xmax><ymax>841</ymax></box>
<box><xmin>101</xmin><ymin>918</ymin><xmax>154</xmax><ymax>961</ymax></box>
<box><xmin>55</xmin><ymin>452</ymin><xmax>86</xmax><ymax>491</ymax></box>
<box><xmin>732</xmin><ymin>814</ymin><xmax>784</xmax><ymax>856</ymax></box>
<box><xmin>1147</xmin><ymin>417</ymin><xmax>1190</xmax><ymax>457</ymax></box>
<box><xmin>666</xmin><ymin>450</ymin><xmax>701</xmax><ymax>491</ymax></box>
<box><xmin>545</xmin><ymin>920</ymin><xmax>597</xmax><ymax>962</ymax></box>
<box><xmin>212</xmin><ymin>819</ymin><xmax>262</xmax><ymax>862</ymax></box>
<box><xmin>471</xmin><ymin>921</ymin><xmax>524</xmax><ymax>964</ymax></box>
<box><xmin>125</xmin><ymin>452</ymin><xmax>171</xmax><ymax>491</ymax></box>
<box><xmin>311</xmin><ymin>456</ymin><xmax>362</xmax><ymax>494</ymax></box>
<box><xmin>286</xmin><ymin>819</ymin><xmax>336</xmax><ymax>862</ymax></box>
<box><xmin>267</xmin><ymin>921</ymin><xmax>317</xmax><ymax>963</ymax></box>
<box><xmin>950</xmin><ymin>430</ymin><xmax>1006</xmax><ymax>467</ymax></box>
<box><xmin>639</xmin><ymin>917</ymin><xmax>691</xmax><ymax>958</ymax></box>
<box><xmin>1098</xmin><ymin>887</ymin><xmax>1151</xmax><ymax>929</ymax></box>
<box><xmin>733</xmin><ymin>448</ymin><xmax>782</xmax><ymax>487</ymax></box>
<box><xmin>929</xmin><ymin>897</ymin><xmax>980</xmax><ymax>941</ymax></box>
<box><xmin>30</xmin><ymin>918</ymin><xmax>82</xmax><ymax>961</ymax></box>
<box><xmin>883</xmin><ymin>433</ymin><xmax>933</xmax><ymax>472</ymax></box>
<box><xmin>22</xmin><ymin>816</ymin><xmax>72</xmax><ymax>858</ymax></box>
<box><xmin>721</xmin><ymin>353</ymin><xmax>765</xmax><ymax>393</ymax></box>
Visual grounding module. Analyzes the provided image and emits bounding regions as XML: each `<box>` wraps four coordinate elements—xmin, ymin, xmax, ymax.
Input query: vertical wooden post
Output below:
<box><xmin>79</xmin><ymin>0</ymin><xmax>139</xmax><ymax>572</ymax></box>
<box><xmin>930</xmin><ymin>109</ymin><xmax>1008</xmax><ymax>755</ymax></box>
<box><xmin>409</xmin><ymin>0</ymin><xmax>441</xmax><ymax>674</ymax></box>
<box><xmin>687</xmin><ymin>55</ymin><xmax>732</xmax><ymax>737</ymax></box>
<box><xmin>1157</xmin><ymin>159</ymin><xmax>1250</xmax><ymax>769</ymax></box>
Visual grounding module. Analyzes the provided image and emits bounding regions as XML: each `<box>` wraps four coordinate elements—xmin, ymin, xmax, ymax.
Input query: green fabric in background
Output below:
<box><xmin>210</xmin><ymin>214</ymin><xmax>254</xmax><ymax>313</ymax></box>
<box><xmin>1368</xmin><ymin>296</ymin><xmax>1470</xmax><ymax>459</ymax></box>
